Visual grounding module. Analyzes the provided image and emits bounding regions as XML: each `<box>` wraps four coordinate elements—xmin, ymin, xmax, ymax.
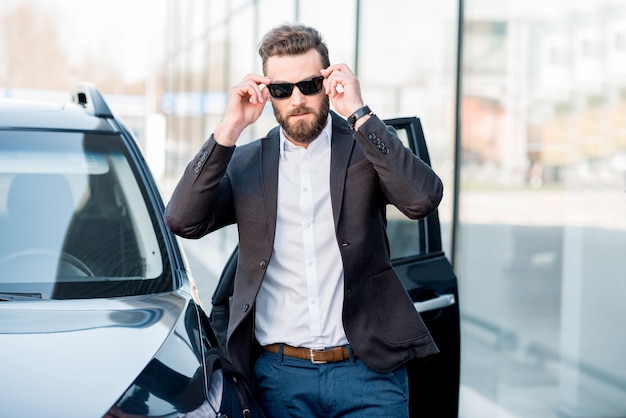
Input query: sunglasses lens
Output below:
<box><xmin>268</xmin><ymin>83</ymin><xmax>293</xmax><ymax>99</ymax></box>
<box><xmin>268</xmin><ymin>76</ymin><xmax>324</xmax><ymax>99</ymax></box>
<box><xmin>298</xmin><ymin>77</ymin><xmax>324</xmax><ymax>95</ymax></box>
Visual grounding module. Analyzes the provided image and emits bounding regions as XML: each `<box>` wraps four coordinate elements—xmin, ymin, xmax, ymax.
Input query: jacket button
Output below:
<box><xmin>341</xmin><ymin>242</ymin><xmax>349</xmax><ymax>247</ymax></box>
<box><xmin>260</xmin><ymin>260</ymin><xmax>267</xmax><ymax>269</ymax></box>
<box><xmin>243</xmin><ymin>304</ymin><xmax>250</xmax><ymax>312</ymax></box>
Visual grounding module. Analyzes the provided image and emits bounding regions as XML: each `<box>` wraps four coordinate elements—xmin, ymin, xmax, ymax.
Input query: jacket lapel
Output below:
<box><xmin>329</xmin><ymin>113</ymin><xmax>355</xmax><ymax>229</ymax></box>
<box><xmin>260</xmin><ymin>129</ymin><xmax>280</xmax><ymax>243</ymax></box>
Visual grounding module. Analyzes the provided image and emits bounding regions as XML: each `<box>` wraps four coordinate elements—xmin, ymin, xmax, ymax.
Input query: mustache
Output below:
<box><xmin>288</xmin><ymin>106</ymin><xmax>315</xmax><ymax>117</ymax></box>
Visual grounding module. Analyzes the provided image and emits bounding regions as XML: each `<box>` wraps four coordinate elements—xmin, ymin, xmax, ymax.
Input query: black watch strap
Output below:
<box><xmin>347</xmin><ymin>105</ymin><xmax>371</xmax><ymax>130</ymax></box>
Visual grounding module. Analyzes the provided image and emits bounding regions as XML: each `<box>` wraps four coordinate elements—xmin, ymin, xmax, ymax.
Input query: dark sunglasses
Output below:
<box><xmin>267</xmin><ymin>76</ymin><xmax>325</xmax><ymax>100</ymax></box>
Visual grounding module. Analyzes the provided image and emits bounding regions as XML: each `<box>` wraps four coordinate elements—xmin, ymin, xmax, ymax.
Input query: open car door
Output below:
<box><xmin>384</xmin><ymin>117</ymin><xmax>460</xmax><ymax>417</ymax></box>
<box><xmin>209</xmin><ymin>117</ymin><xmax>460</xmax><ymax>418</ymax></box>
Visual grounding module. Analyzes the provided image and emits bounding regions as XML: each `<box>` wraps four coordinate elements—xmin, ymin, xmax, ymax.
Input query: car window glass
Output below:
<box><xmin>0</xmin><ymin>131</ymin><xmax>168</xmax><ymax>297</ymax></box>
<box><xmin>386</xmin><ymin>125</ymin><xmax>425</xmax><ymax>259</ymax></box>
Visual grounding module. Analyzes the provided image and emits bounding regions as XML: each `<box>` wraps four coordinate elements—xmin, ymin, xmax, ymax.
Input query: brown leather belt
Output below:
<box><xmin>264</xmin><ymin>343</ymin><xmax>357</xmax><ymax>364</ymax></box>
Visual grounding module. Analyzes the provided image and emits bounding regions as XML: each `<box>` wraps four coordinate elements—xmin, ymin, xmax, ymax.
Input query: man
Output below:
<box><xmin>165</xmin><ymin>23</ymin><xmax>443</xmax><ymax>417</ymax></box>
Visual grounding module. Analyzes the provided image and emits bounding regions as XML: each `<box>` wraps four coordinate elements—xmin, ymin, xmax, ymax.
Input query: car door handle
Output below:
<box><xmin>413</xmin><ymin>294</ymin><xmax>456</xmax><ymax>313</ymax></box>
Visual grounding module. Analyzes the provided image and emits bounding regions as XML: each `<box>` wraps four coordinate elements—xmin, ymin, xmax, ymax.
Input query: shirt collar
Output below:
<box><xmin>280</xmin><ymin>113</ymin><xmax>332</xmax><ymax>159</ymax></box>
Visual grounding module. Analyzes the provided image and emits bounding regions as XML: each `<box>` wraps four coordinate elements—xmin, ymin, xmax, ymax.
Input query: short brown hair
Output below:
<box><xmin>258</xmin><ymin>24</ymin><xmax>330</xmax><ymax>74</ymax></box>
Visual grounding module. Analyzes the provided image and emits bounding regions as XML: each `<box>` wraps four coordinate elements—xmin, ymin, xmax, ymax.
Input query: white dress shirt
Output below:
<box><xmin>254</xmin><ymin>114</ymin><xmax>349</xmax><ymax>349</ymax></box>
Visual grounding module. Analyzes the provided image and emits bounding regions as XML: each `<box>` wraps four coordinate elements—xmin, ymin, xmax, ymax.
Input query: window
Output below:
<box><xmin>0</xmin><ymin>131</ymin><xmax>172</xmax><ymax>298</ymax></box>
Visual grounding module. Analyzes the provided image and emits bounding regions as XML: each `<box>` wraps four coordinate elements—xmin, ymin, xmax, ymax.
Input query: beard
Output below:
<box><xmin>273</xmin><ymin>96</ymin><xmax>330</xmax><ymax>145</ymax></box>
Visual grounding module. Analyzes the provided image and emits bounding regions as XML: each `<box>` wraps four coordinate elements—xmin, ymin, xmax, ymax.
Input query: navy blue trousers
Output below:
<box><xmin>253</xmin><ymin>345</ymin><xmax>409</xmax><ymax>417</ymax></box>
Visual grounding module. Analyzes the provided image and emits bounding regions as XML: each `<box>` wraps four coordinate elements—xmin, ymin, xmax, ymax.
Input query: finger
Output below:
<box><xmin>240</xmin><ymin>74</ymin><xmax>271</xmax><ymax>103</ymax></box>
<box><xmin>321</xmin><ymin>63</ymin><xmax>354</xmax><ymax>76</ymax></box>
<box><xmin>324</xmin><ymin>71</ymin><xmax>350</xmax><ymax>97</ymax></box>
<box><xmin>260</xmin><ymin>84</ymin><xmax>270</xmax><ymax>102</ymax></box>
<box><xmin>243</xmin><ymin>73</ymin><xmax>272</xmax><ymax>86</ymax></box>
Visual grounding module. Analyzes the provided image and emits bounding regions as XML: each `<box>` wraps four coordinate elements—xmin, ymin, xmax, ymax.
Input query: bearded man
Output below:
<box><xmin>165</xmin><ymin>23</ymin><xmax>443</xmax><ymax>418</ymax></box>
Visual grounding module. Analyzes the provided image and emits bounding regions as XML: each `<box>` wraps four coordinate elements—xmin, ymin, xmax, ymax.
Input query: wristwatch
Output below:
<box><xmin>347</xmin><ymin>105</ymin><xmax>372</xmax><ymax>130</ymax></box>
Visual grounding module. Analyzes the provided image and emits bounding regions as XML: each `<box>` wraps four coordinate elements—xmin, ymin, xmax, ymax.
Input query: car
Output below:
<box><xmin>0</xmin><ymin>85</ymin><xmax>460</xmax><ymax>417</ymax></box>
<box><xmin>0</xmin><ymin>84</ymin><xmax>230</xmax><ymax>417</ymax></box>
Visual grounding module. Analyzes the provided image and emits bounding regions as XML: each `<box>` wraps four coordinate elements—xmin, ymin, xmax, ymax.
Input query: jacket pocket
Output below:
<box><xmin>369</xmin><ymin>269</ymin><xmax>430</xmax><ymax>346</ymax></box>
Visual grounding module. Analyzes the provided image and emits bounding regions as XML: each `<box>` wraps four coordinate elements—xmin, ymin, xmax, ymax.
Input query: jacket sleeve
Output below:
<box><xmin>353</xmin><ymin>115</ymin><xmax>443</xmax><ymax>219</ymax></box>
<box><xmin>164</xmin><ymin>135</ymin><xmax>237</xmax><ymax>239</ymax></box>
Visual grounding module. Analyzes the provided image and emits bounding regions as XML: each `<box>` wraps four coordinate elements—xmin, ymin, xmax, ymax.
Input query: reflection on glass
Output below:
<box><xmin>459</xmin><ymin>1</ymin><xmax>626</xmax><ymax>416</ymax></box>
<box><xmin>0</xmin><ymin>132</ymin><xmax>170</xmax><ymax>299</ymax></box>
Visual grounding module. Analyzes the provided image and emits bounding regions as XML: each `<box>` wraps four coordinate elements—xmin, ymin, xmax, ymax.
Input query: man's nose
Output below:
<box><xmin>290</xmin><ymin>87</ymin><xmax>306</xmax><ymax>105</ymax></box>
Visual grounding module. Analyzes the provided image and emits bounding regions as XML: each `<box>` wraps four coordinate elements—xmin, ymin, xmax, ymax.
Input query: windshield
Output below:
<box><xmin>0</xmin><ymin>130</ymin><xmax>172</xmax><ymax>299</ymax></box>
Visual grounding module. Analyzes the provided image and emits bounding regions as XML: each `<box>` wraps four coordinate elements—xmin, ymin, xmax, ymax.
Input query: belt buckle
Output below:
<box><xmin>309</xmin><ymin>348</ymin><xmax>327</xmax><ymax>364</ymax></box>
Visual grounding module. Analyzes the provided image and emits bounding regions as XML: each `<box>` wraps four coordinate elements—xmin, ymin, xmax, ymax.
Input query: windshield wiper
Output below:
<box><xmin>0</xmin><ymin>292</ymin><xmax>48</xmax><ymax>301</ymax></box>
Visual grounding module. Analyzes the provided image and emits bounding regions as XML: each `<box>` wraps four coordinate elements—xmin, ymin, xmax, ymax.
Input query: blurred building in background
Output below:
<box><xmin>157</xmin><ymin>2</ymin><xmax>626</xmax><ymax>417</ymax></box>
<box><xmin>2</xmin><ymin>0</ymin><xmax>625</xmax><ymax>416</ymax></box>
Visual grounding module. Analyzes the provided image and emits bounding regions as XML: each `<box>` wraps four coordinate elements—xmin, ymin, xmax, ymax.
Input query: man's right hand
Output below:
<box><xmin>214</xmin><ymin>74</ymin><xmax>271</xmax><ymax>146</ymax></box>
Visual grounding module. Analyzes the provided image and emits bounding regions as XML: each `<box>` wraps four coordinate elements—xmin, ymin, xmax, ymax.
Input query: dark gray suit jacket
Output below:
<box><xmin>165</xmin><ymin>112</ymin><xmax>443</xmax><ymax>380</ymax></box>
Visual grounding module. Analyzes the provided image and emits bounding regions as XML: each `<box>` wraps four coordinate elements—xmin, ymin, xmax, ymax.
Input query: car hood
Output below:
<box><xmin>0</xmin><ymin>291</ymin><xmax>190</xmax><ymax>418</ymax></box>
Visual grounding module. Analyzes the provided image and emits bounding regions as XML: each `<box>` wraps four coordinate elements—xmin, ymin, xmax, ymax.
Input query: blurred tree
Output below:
<box><xmin>1</xmin><ymin>1</ymin><xmax>71</xmax><ymax>89</ymax></box>
<box><xmin>0</xmin><ymin>0</ymin><xmax>144</xmax><ymax>93</ymax></box>
<box><xmin>73</xmin><ymin>54</ymin><xmax>140</xmax><ymax>94</ymax></box>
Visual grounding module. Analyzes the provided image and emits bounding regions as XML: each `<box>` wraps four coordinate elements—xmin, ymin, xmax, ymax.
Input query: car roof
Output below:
<box><xmin>0</xmin><ymin>84</ymin><xmax>118</xmax><ymax>133</ymax></box>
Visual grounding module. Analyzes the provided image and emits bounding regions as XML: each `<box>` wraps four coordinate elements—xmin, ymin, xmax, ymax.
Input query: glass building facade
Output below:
<box><xmin>158</xmin><ymin>1</ymin><xmax>626</xmax><ymax>416</ymax></box>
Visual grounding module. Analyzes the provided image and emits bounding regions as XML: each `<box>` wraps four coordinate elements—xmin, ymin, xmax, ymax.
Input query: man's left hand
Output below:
<box><xmin>321</xmin><ymin>64</ymin><xmax>365</xmax><ymax>119</ymax></box>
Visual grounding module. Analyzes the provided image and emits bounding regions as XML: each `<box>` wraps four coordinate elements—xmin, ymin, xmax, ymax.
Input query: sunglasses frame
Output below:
<box><xmin>267</xmin><ymin>76</ymin><xmax>325</xmax><ymax>100</ymax></box>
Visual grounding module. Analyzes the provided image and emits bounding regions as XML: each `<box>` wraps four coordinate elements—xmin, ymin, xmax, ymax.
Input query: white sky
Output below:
<box><xmin>4</xmin><ymin>0</ymin><xmax>167</xmax><ymax>83</ymax></box>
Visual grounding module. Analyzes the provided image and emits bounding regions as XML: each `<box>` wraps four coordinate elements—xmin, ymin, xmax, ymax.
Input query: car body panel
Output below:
<box><xmin>385</xmin><ymin>117</ymin><xmax>460</xmax><ymax>417</ymax></box>
<box><xmin>0</xmin><ymin>98</ymin><xmax>116</xmax><ymax>132</ymax></box>
<box><xmin>0</xmin><ymin>292</ymin><xmax>191</xmax><ymax>417</ymax></box>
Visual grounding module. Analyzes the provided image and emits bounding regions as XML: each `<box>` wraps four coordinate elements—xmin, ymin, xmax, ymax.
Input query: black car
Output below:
<box><xmin>0</xmin><ymin>85</ymin><xmax>228</xmax><ymax>417</ymax></box>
